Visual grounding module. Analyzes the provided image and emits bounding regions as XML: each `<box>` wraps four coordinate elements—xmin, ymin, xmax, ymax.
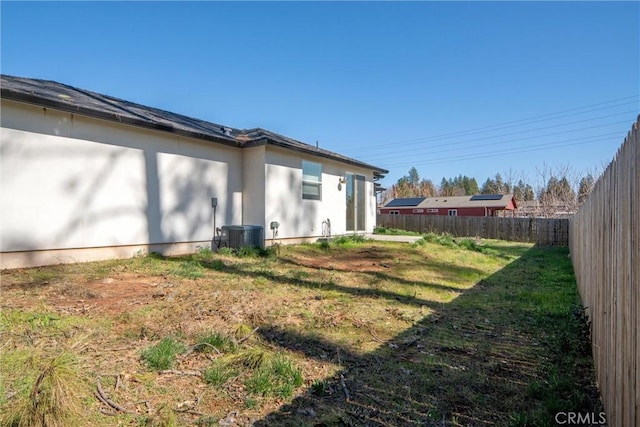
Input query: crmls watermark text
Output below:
<box><xmin>554</xmin><ymin>412</ymin><xmax>607</xmax><ymax>425</ymax></box>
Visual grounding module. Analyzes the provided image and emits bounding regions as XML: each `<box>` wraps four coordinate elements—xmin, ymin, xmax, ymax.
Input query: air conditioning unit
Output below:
<box><xmin>220</xmin><ymin>225</ymin><xmax>264</xmax><ymax>250</ymax></box>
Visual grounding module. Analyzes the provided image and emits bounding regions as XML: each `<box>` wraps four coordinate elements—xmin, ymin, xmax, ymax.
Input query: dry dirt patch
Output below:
<box><xmin>1</xmin><ymin>272</ymin><xmax>169</xmax><ymax>316</ymax></box>
<box><xmin>283</xmin><ymin>245</ymin><xmax>395</xmax><ymax>272</ymax></box>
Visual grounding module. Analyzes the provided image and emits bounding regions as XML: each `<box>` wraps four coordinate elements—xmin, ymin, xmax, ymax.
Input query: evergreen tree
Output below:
<box><xmin>523</xmin><ymin>184</ymin><xmax>535</xmax><ymax>201</ymax></box>
<box><xmin>464</xmin><ymin>177</ymin><xmax>479</xmax><ymax>195</ymax></box>
<box><xmin>439</xmin><ymin>177</ymin><xmax>453</xmax><ymax>196</ymax></box>
<box><xmin>513</xmin><ymin>179</ymin><xmax>525</xmax><ymax>202</ymax></box>
<box><xmin>481</xmin><ymin>177</ymin><xmax>496</xmax><ymax>194</ymax></box>
<box><xmin>408</xmin><ymin>167</ymin><xmax>420</xmax><ymax>187</ymax></box>
<box><xmin>578</xmin><ymin>174</ymin><xmax>594</xmax><ymax>204</ymax></box>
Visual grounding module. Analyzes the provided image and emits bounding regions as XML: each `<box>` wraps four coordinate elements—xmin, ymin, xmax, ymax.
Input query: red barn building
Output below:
<box><xmin>380</xmin><ymin>194</ymin><xmax>518</xmax><ymax>217</ymax></box>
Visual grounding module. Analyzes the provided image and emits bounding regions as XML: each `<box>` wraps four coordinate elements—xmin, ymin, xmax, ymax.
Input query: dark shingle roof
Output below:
<box><xmin>1</xmin><ymin>75</ymin><xmax>388</xmax><ymax>175</ymax></box>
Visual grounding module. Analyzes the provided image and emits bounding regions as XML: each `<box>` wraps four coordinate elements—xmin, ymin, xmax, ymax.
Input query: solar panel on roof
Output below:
<box><xmin>470</xmin><ymin>194</ymin><xmax>504</xmax><ymax>201</ymax></box>
<box><xmin>385</xmin><ymin>197</ymin><xmax>426</xmax><ymax>207</ymax></box>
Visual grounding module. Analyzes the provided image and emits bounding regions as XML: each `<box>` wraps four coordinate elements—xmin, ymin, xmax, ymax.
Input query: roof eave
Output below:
<box><xmin>1</xmin><ymin>79</ymin><xmax>388</xmax><ymax>173</ymax></box>
<box><xmin>256</xmin><ymin>135</ymin><xmax>388</xmax><ymax>175</ymax></box>
<box><xmin>1</xmin><ymin>89</ymin><xmax>240</xmax><ymax>148</ymax></box>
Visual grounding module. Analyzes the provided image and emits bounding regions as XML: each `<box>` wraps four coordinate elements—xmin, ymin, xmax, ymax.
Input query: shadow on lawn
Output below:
<box><xmin>277</xmin><ymin>253</ymin><xmax>489</xmax><ymax>294</ymax></box>
<box><xmin>244</xmin><ymin>245</ymin><xmax>602</xmax><ymax>426</ymax></box>
<box><xmin>223</xmin><ymin>262</ymin><xmax>463</xmax><ymax>313</ymax></box>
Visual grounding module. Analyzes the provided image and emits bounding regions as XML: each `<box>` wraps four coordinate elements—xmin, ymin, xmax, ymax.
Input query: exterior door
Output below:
<box><xmin>346</xmin><ymin>173</ymin><xmax>366</xmax><ymax>232</ymax></box>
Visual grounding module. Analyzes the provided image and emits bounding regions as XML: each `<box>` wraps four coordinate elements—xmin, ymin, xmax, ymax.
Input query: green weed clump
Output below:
<box><xmin>318</xmin><ymin>240</ymin><xmax>331</xmax><ymax>250</ymax></box>
<box><xmin>418</xmin><ymin>233</ymin><xmax>489</xmax><ymax>253</ymax></box>
<box><xmin>208</xmin><ymin>348</ymin><xmax>302</xmax><ymax>398</ymax></box>
<box><xmin>203</xmin><ymin>364</ymin><xmax>237</xmax><ymax>387</ymax></box>
<box><xmin>244</xmin><ymin>354</ymin><xmax>303</xmax><ymax>398</ymax></box>
<box><xmin>332</xmin><ymin>234</ymin><xmax>370</xmax><ymax>246</ymax></box>
<box><xmin>226</xmin><ymin>347</ymin><xmax>269</xmax><ymax>370</ymax></box>
<box><xmin>455</xmin><ymin>237</ymin><xmax>485</xmax><ymax>253</ymax></box>
<box><xmin>217</xmin><ymin>247</ymin><xmax>235</xmax><ymax>256</ymax></box>
<box><xmin>311</xmin><ymin>379</ymin><xmax>330</xmax><ymax>396</ymax></box>
<box><xmin>373</xmin><ymin>227</ymin><xmax>421</xmax><ymax>236</ymax></box>
<box><xmin>195</xmin><ymin>246</ymin><xmax>215</xmax><ymax>258</ymax></box>
<box><xmin>215</xmin><ymin>245</ymin><xmax>275</xmax><ymax>258</ymax></box>
<box><xmin>237</xmin><ymin>246</ymin><xmax>276</xmax><ymax>258</ymax></box>
<box><xmin>195</xmin><ymin>331</ymin><xmax>236</xmax><ymax>353</ymax></box>
<box><xmin>0</xmin><ymin>352</ymin><xmax>84</xmax><ymax>427</ymax></box>
<box><xmin>169</xmin><ymin>258</ymin><xmax>205</xmax><ymax>279</ymax></box>
<box><xmin>147</xmin><ymin>404</ymin><xmax>178</xmax><ymax>427</ymax></box>
<box><xmin>141</xmin><ymin>337</ymin><xmax>186</xmax><ymax>371</ymax></box>
<box><xmin>421</xmin><ymin>232</ymin><xmax>457</xmax><ymax>247</ymax></box>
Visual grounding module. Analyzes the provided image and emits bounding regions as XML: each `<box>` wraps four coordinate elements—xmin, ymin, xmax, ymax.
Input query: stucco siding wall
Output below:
<box><xmin>264</xmin><ymin>147</ymin><xmax>375</xmax><ymax>239</ymax></box>
<box><xmin>241</xmin><ymin>146</ymin><xmax>266</xmax><ymax>228</ymax></box>
<box><xmin>1</xmin><ymin>100</ymin><xmax>242</xmax><ymax>254</ymax></box>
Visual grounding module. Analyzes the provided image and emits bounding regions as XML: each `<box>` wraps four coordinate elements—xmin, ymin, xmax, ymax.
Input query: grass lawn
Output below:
<box><xmin>0</xmin><ymin>235</ymin><xmax>602</xmax><ymax>426</ymax></box>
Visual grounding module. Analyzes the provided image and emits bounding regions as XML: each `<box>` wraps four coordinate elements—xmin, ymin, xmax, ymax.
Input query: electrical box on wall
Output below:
<box><xmin>211</xmin><ymin>197</ymin><xmax>217</xmax><ymax>208</ymax></box>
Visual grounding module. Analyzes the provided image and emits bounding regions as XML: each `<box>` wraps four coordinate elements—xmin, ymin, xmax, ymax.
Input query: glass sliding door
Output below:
<box><xmin>345</xmin><ymin>173</ymin><xmax>366</xmax><ymax>232</ymax></box>
<box><xmin>346</xmin><ymin>174</ymin><xmax>355</xmax><ymax>231</ymax></box>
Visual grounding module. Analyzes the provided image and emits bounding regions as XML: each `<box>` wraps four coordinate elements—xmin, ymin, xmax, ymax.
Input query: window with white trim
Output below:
<box><xmin>427</xmin><ymin>208</ymin><xmax>438</xmax><ymax>213</ymax></box>
<box><xmin>448</xmin><ymin>209</ymin><xmax>457</xmax><ymax>216</ymax></box>
<box><xmin>302</xmin><ymin>161</ymin><xmax>322</xmax><ymax>200</ymax></box>
<box><xmin>412</xmin><ymin>209</ymin><xmax>424</xmax><ymax>213</ymax></box>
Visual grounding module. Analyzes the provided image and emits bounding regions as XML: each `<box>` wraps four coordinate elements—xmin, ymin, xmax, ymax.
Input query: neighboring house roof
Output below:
<box><xmin>0</xmin><ymin>74</ymin><xmax>388</xmax><ymax>176</ymax></box>
<box><xmin>384</xmin><ymin>194</ymin><xmax>517</xmax><ymax>209</ymax></box>
<box><xmin>384</xmin><ymin>197</ymin><xmax>427</xmax><ymax>207</ymax></box>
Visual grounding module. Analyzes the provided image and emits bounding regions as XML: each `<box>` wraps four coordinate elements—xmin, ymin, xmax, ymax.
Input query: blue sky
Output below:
<box><xmin>2</xmin><ymin>1</ymin><xmax>638</xmax><ymax>191</ymax></box>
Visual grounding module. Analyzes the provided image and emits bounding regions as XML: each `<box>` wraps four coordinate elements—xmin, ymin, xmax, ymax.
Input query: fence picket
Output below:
<box><xmin>569</xmin><ymin>116</ymin><xmax>639</xmax><ymax>427</ymax></box>
<box><xmin>376</xmin><ymin>214</ymin><xmax>569</xmax><ymax>246</ymax></box>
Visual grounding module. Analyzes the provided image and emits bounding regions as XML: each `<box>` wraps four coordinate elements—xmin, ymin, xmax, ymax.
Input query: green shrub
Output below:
<box><xmin>141</xmin><ymin>337</ymin><xmax>186</xmax><ymax>371</ymax></box>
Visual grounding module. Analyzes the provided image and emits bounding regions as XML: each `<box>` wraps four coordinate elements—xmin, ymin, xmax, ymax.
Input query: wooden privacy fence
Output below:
<box><xmin>569</xmin><ymin>116</ymin><xmax>639</xmax><ymax>427</ymax></box>
<box><xmin>376</xmin><ymin>214</ymin><xmax>569</xmax><ymax>246</ymax></box>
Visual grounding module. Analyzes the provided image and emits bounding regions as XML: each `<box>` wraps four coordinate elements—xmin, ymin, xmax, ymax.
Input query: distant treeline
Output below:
<box><xmin>381</xmin><ymin>166</ymin><xmax>596</xmax><ymax>212</ymax></box>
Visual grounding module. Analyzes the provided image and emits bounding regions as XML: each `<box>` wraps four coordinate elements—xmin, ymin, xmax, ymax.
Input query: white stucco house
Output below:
<box><xmin>0</xmin><ymin>75</ymin><xmax>387</xmax><ymax>269</ymax></box>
